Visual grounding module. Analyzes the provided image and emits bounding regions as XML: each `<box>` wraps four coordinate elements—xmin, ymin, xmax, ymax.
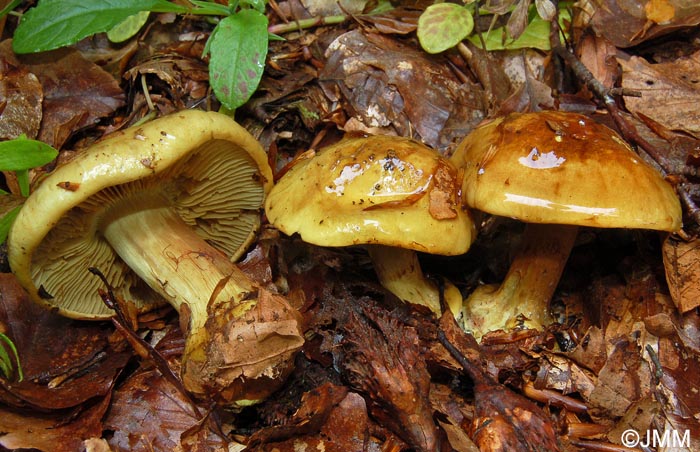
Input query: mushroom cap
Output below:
<box><xmin>265</xmin><ymin>134</ymin><xmax>475</xmax><ymax>255</ymax></box>
<box><xmin>8</xmin><ymin>110</ymin><xmax>273</xmax><ymax>319</ymax></box>
<box><xmin>451</xmin><ymin>111</ymin><xmax>681</xmax><ymax>231</ymax></box>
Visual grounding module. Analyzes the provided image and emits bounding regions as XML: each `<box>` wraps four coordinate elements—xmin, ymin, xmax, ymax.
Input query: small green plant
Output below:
<box><xmin>10</xmin><ymin>0</ymin><xmax>271</xmax><ymax>112</ymax></box>
<box><xmin>417</xmin><ymin>0</ymin><xmax>568</xmax><ymax>54</ymax></box>
<box><xmin>0</xmin><ymin>332</ymin><xmax>22</xmax><ymax>382</ymax></box>
<box><xmin>0</xmin><ymin>135</ymin><xmax>59</xmax><ymax>243</ymax></box>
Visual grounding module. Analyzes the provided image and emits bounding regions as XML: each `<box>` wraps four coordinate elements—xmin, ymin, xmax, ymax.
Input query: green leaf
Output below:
<box><xmin>0</xmin><ymin>0</ymin><xmax>23</xmax><ymax>19</ymax></box>
<box><xmin>12</xmin><ymin>0</ymin><xmax>187</xmax><ymax>54</ymax></box>
<box><xmin>0</xmin><ymin>352</ymin><xmax>10</xmax><ymax>380</ymax></box>
<box><xmin>207</xmin><ymin>9</ymin><xmax>268</xmax><ymax>110</ymax></box>
<box><xmin>0</xmin><ymin>136</ymin><xmax>58</xmax><ymax>171</ymax></box>
<box><xmin>189</xmin><ymin>0</ymin><xmax>232</xmax><ymax>16</ymax></box>
<box><xmin>239</xmin><ymin>0</ymin><xmax>266</xmax><ymax>14</ymax></box>
<box><xmin>417</xmin><ymin>3</ymin><xmax>474</xmax><ymax>54</ymax></box>
<box><xmin>107</xmin><ymin>10</ymin><xmax>150</xmax><ymax>43</ymax></box>
<box><xmin>0</xmin><ymin>205</ymin><xmax>21</xmax><ymax>245</ymax></box>
<box><xmin>16</xmin><ymin>170</ymin><xmax>29</xmax><ymax>197</ymax></box>
<box><xmin>0</xmin><ymin>332</ymin><xmax>23</xmax><ymax>382</ymax></box>
<box><xmin>467</xmin><ymin>8</ymin><xmax>570</xmax><ymax>51</ymax></box>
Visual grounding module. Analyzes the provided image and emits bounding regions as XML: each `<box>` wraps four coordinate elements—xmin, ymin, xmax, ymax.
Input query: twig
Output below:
<box><xmin>268</xmin><ymin>14</ymin><xmax>348</xmax><ymax>35</ymax></box>
<box><xmin>678</xmin><ymin>184</ymin><xmax>700</xmax><ymax>228</ymax></box>
<box><xmin>645</xmin><ymin>344</ymin><xmax>664</xmax><ymax>382</ymax></box>
<box><xmin>88</xmin><ymin>267</ymin><xmax>204</xmax><ymax>420</ymax></box>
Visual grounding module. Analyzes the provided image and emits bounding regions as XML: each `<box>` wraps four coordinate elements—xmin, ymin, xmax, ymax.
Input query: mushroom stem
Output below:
<box><xmin>462</xmin><ymin>223</ymin><xmax>578</xmax><ymax>340</ymax></box>
<box><xmin>100</xmin><ymin>198</ymin><xmax>304</xmax><ymax>404</ymax></box>
<box><xmin>368</xmin><ymin>245</ymin><xmax>463</xmax><ymax>317</ymax></box>
<box><xmin>100</xmin><ymin>201</ymin><xmax>256</xmax><ymax>350</ymax></box>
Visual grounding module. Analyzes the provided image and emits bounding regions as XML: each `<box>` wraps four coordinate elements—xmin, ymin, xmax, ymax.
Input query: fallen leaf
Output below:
<box><xmin>247</xmin><ymin>382</ymin><xmax>349</xmax><ymax>445</ymax></box>
<box><xmin>183</xmin><ymin>287</ymin><xmax>304</xmax><ymax>404</ymax></box>
<box><xmin>362</xmin><ymin>6</ymin><xmax>421</xmax><ymax>35</ymax></box>
<box><xmin>320</xmin><ymin>29</ymin><xmax>486</xmax><ymax>151</ymax></box>
<box><xmin>248</xmin><ymin>389</ymin><xmax>403</xmax><ymax>451</ymax></box>
<box><xmin>104</xmin><ymin>363</ymin><xmax>228</xmax><ymax>451</ymax></box>
<box><xmin>576</xmin><ymin>32</ymin><xmax>619</xmax><ymax>92</ymax></box>
<box><xmin>0</xmin><ymin>56</ymin><xmax>43</xmax><ymax>140</ymax></box>
<box><xmin>340</xmin><ymin>305</ymin><xmax>440</xmax><ymax>451</ymax></box>
<box><xmin>591</xmin><ymin>0</ymin><xmax>700</xmax><ymax>47</ymax></box>
<box><xmin>0</xmin><ymin>395</ymin><xmax>112</xmax><ymax>452</ymax></box>
<box><xmin>619</xmin><ymin>51</ymin><xmax>700</xmax><ymax>138</ymax></box>
<box><xmin>587</xmin><ymin>337</ymin><xmax>653</xmax><ymax>419</ymax></box>
<box><xmin>645</xmin><ymin>0</ymin><xmax>676</xmax><ymax>24</ymax></box>
<box><xmin>123</xmin><ymin>53</ymin><xmax>210</xmax><ymax>107</ymax></box>
<box><xmin>663</xmin><ymin>236</ymin><xmax>700</xmax><ymax>313</ymax></box>
<box><xmin>0</xmin><ymin>40</ymin><xmax>125</xmax><ymax>149</ymax></box>
<box><xmin>438</xmin><ymin>315</ymin><xmax>561</xmax><ymax>452</ymax></box>
<box><xmin>0</xmin><ymin>273</ymin><xmax>131</xmax><ymax>410</ymax></box>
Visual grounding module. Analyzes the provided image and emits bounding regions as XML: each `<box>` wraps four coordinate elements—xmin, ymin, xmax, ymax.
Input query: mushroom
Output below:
<box><xmin>265</xmin><ymin>134</ymin><xmax>476</xmax><ymax>316</ymax></box>
<box><xmin>8</xmin><ymin>110</ymin><xmax>304</xmax><ymax>404</ymax></box>
<box><xmin>451</xmin><ymin>110</ymin><xmax>682</xmax><ymax>339</ymax></box>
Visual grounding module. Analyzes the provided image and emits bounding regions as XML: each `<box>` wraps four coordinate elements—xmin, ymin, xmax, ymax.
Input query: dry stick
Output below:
<box><xmin>267</xmin><ymin>14</ymin><xmax>348</xmax><ymax>35</ymax></box>
<box><xmin>90</xmin><ymin>267</ymin><xmax>233</xmax><ymax>440</ymax></box>
<box><xmin>88</xmin><ymin>267</ymin><xmax>204</xmax><ymax>421</ymax></box>
<box><xmin>550</xmin><ymin>8</ymin><xmax>700</xmax><ymax>227</ymax></box>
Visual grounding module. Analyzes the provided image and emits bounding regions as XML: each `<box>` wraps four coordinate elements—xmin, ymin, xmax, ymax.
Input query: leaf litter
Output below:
<box><xmin>0</xmin><ymin>1</ymin><xmax>700</xmax><ymax>451</ymax></box>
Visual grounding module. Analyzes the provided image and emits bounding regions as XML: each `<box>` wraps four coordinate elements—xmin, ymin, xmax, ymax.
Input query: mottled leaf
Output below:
<box><xmin>207</xmin><ymin>9</ymin><xmax>268</xmax><ymax>110</ymax></box>
<box><xmin>417</xmin><ymin>3</ymin><xmax>474</xmax><ymax>54</ymax></box>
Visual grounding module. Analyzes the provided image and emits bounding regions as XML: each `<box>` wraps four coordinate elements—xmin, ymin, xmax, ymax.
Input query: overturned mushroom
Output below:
<box><xmin>8</xmin><ymin>110</ymin><xmax>304</xmax><ymax>404</ymax></box>
<box><xmin>451</xmin><ymin>111</ymin><xmax>681</xmax><ymax>339</ymax></box>
<box><xmin>265</xmin><ymin>134</ymin><xmax>475</xmax><ymax>316</ymax></box>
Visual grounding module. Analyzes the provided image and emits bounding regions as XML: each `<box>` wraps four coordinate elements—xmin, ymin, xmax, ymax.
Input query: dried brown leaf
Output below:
<box><xmin>576</xmin><ymin>32</ymin><xmax>619</xmax><ymax>91</ymax></box>
<box><xmin>0</xmin><ymin>274</ymin><xmax>131</xmax><ymax>410</ymax></box>
<box><xmin>0</xmin><ymin>40</ymin><xmax>124</xmax><ymax>149</ymax></box>
<box><xmin>341</xmin><ymin>306</ymin><xmax>440</xmax><ymax>451</ymax></box>
<box><xmin>300</xmin><ymin>0</ymin><xmax>366</xmax><ymax>16</ymax></box>
<box><xmin>588</xmin><ymin>338</ymin><xmax>653</xmax><ymax>419</ymax></box>
<box><xmin>0</xmin><ymin>395</ymin><xmax>112</xmax><ymax>452</ymax></box>
<box><xmin>534</xmin><ymin>352</ymin><xmax>597</xmax><ymax>402</ymax></box>
<box><xmin>506</xmin><ymin>0</ymin><xmax>532</xmax><ymax>42</ymax></box>
<box><xmin>591</xmin><ymin>0</ymin><xmax>700</xmax><ymax>47</ymax></box>
<box><xmin>565</xmin><ymin>326</ymin><xmax>608</xmax><ymax>374</ymax></box>
<box><xmin>248</xmin><ymin>390</ymin><xmax>403</xmax><ymax>451</ymax></box>
<box><xmin>656</xmin><ymin>334</ymin><xmax>700</xmax><ymax>420</ymax></box>
<box><xmin>182</xmin><ymin>288</ymin><xmax>304</xmax><ymax>404</ymax></box>
<box><xmin>362</xmin><ymin>6</ymin><xmax>421</xmax><ymax>35</ymax></box>
<box><xmin>104</xmin><ymin>365</ymin><xmax>228</xmax><ymax>451</ymax></box>
<box><xmin>438</xmin><ymin>315</ymin><xmax>561</xmax><ymax>452</ymax></box>
<box><xmin>320</xmin><ymin>29</ymin><xmax>486</xmax><ymax>151</ymax></box>
<box><xmin>620</xmin><ymin>51</ymin><xmax>700</xmax><ymax>139</ymax></box>
<box><xmin>123</xmin><ymin>54</ymin><xmax>210</xmax><ymax>107</ymax></box>
<box><xmin>247</xmin><ymin>382</ymin><xmax>349</xmax><ymax>446</ymax></box>
<box><xmin>663</xmin><ymin>236</ymin><xmax>700</xmax><ymax>313</ymax></box>
<box><xmin>0</xmin><ymin>55</ymin><xmax>43</xmax><ymax>140</ymax></box>
<box><xmin>606</xmin><ymin>396</ymin><xmax>662</xmax><ymax>444</ymax></box>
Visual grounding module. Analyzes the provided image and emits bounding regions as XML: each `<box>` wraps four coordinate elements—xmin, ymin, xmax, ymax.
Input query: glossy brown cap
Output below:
<box><xmin>450</xmin><ymin>111</ymin><xmax>681</xmax><ymax>231</ymax></box>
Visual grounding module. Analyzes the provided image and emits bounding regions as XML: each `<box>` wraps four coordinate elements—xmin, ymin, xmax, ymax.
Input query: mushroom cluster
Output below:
<box><xmin>265</xmin><ymin>134</ymin><xmax>475</xmax><ymax>316</ymax></box>
<box><xmin>8</xmin><ymin>110</ymin><xmax>304</xmax><ymax>404</ymax></box>
<box><xmin>451</xmin><ymin>110</ymin><xmax>682</xmax><ymax>339</ymax></box>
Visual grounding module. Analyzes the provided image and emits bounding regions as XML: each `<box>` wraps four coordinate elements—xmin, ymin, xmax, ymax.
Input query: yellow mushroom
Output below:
<box><xmin>451</xmin><ymin>111</ymin><xmax>682</xmax><ymax>339</ymax></box>
<box><xmin>8</xmin><ymin>110</ymin><xmax>304</xmax><ymax>405</ymax></box>
<box><xmin>265</xmin><ymin>134</ymin><xmax>476</xmax><ymax>316</ymax></box>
